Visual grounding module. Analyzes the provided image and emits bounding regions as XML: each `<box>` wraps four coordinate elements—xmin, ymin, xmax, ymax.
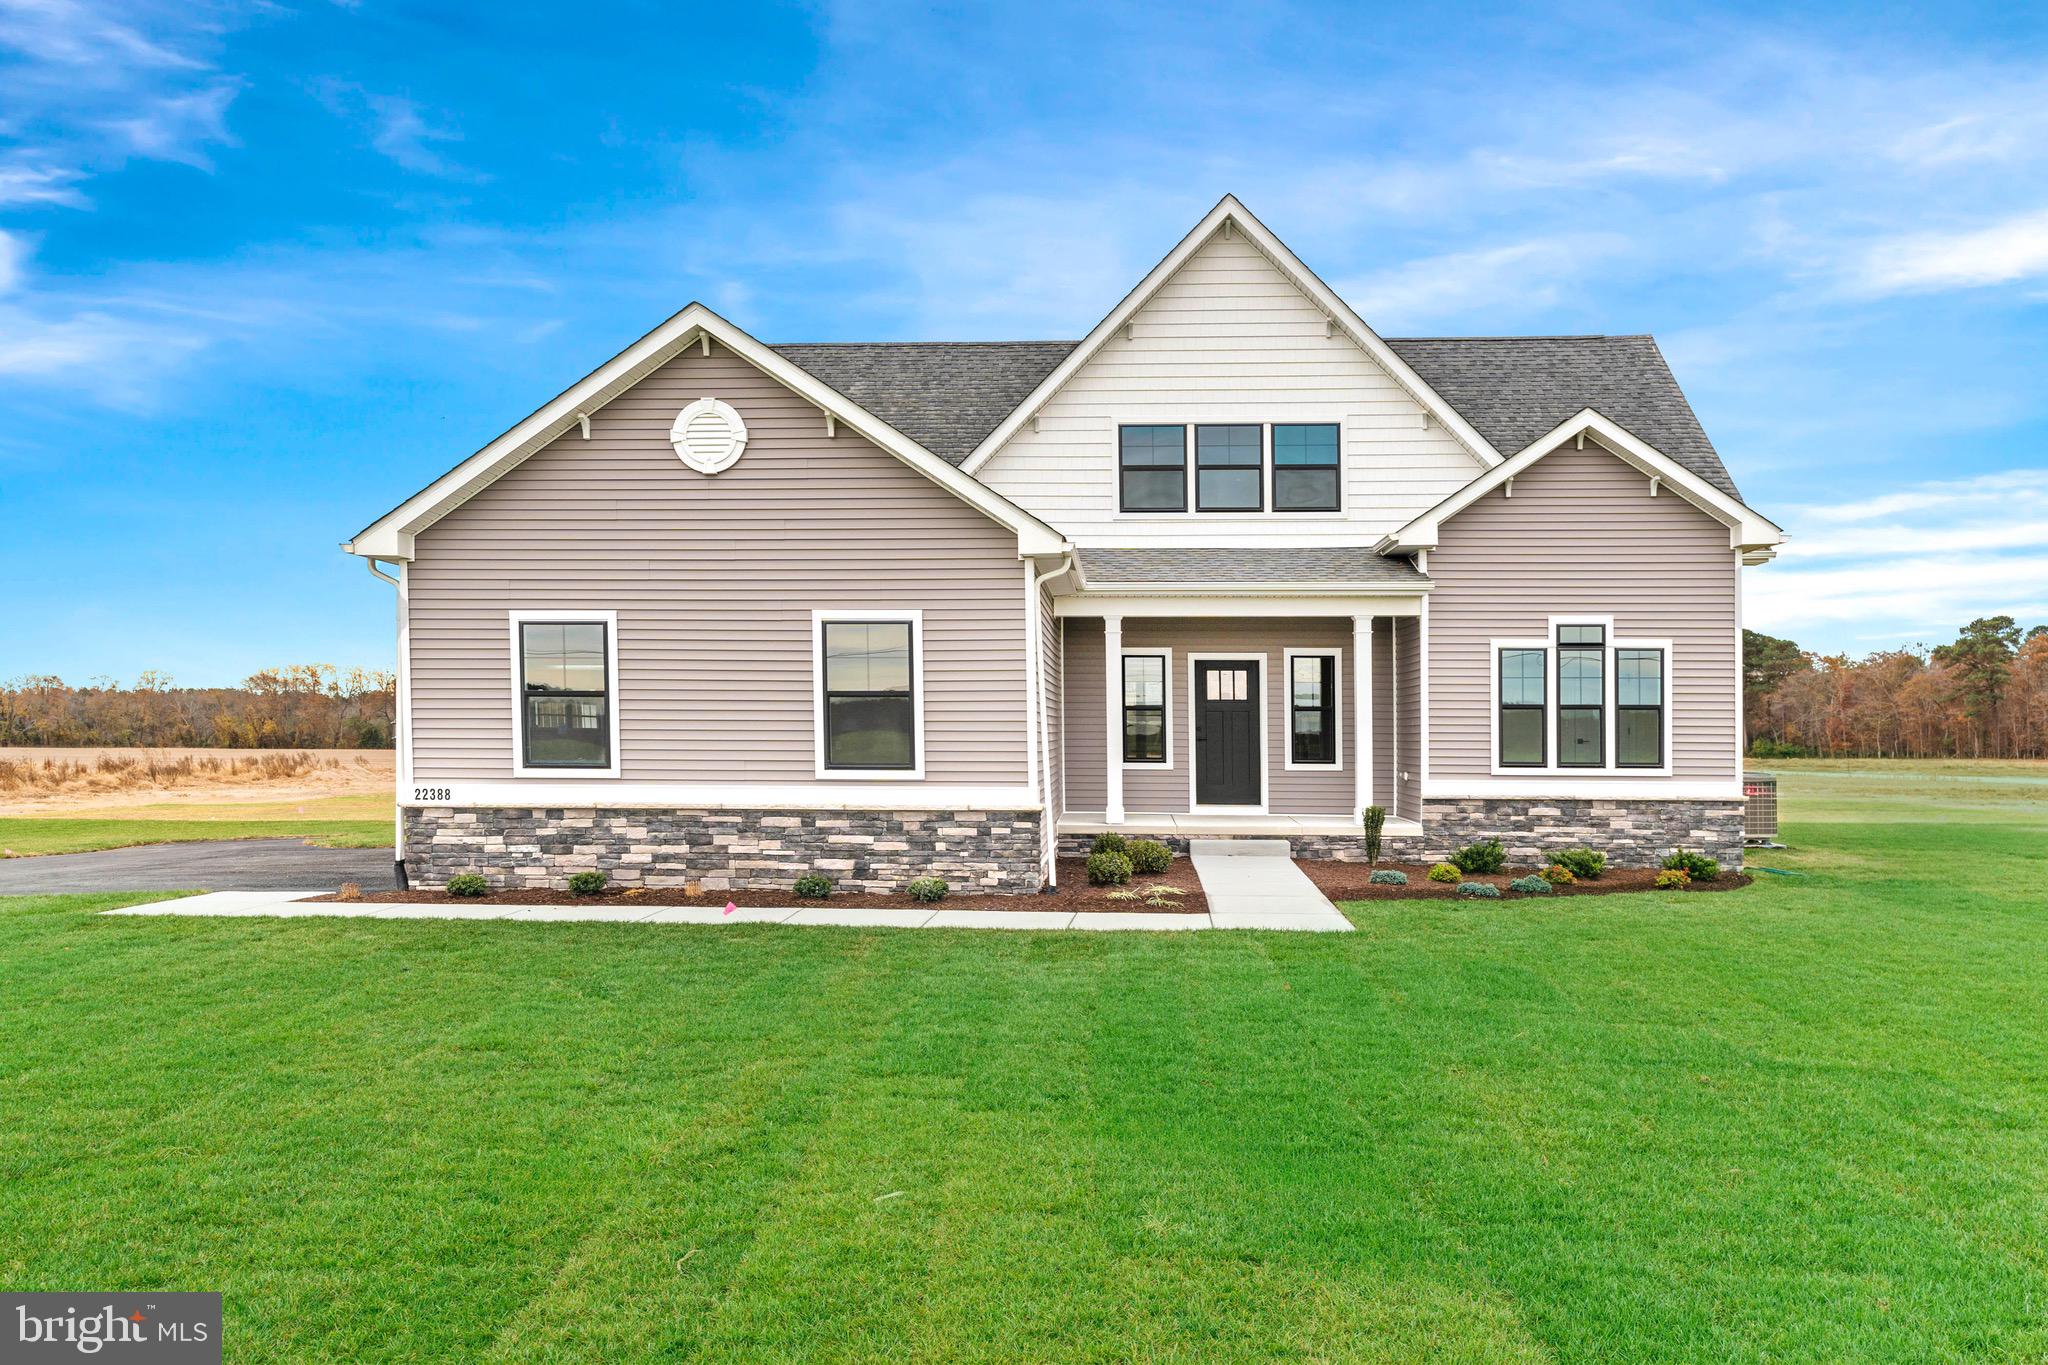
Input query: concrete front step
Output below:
<box><xmin>1187</xmin><ymin>838</ymin><xmax>1293</xmax><ymax>858</ymax></box>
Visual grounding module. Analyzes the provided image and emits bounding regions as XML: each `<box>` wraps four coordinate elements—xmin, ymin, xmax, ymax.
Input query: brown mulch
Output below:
<box><xmin>1299</xmin><ymin>860</ymin><xmax>1751</xmax><ymax>900</ymax></box>
<box><xmin>313</xmin><ymin>856</ymin><xmax>1208</xmax><ymax>914</ymax></box>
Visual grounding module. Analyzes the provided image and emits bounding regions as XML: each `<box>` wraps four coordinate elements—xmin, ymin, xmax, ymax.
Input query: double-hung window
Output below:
<box><xmin>1118</xmin><ymin>425</ymin><xmax>1186</xmax><ymax>512</ymax></box>
<box><xmin>516</xmin><ymin>616</ymin><xmax>615</xmax><ymax>772</ymax></box>
<box><xmin>1556</xmin><ymin>624</ymin><xmax>1606</xmax><ymax>767</ymax></box>
<box><xmin>1194</xmin><ymin>424</ymin><xmax>1263</xmax><ymax>511</ymax></box>
<box><xmin>1273</xmin><ymin>423</ymin><xmax>1340</xmax><ymax>512</ymax></box>
<box><xmin>1497</xmin><ymin>647</ymin><xmax>1546</xmax><ymax>767</ymax></box>
<box><xmin>1616</xmin><ymin>648</ymin><xmax>1665</xmax><ymax>767</ymax></box>
<box><xmin>819</xmin><ymin>617</ymin><xmax>918</xmax><ymax>773</ymax></box>
<box><xmin>1493</xmin><ymin>620</ymin><xmax>1671</xmax><ymax>773</ymax></box>
<box><xmin>1287</xmin><ymin>652</ymin><xmax>1339</xmax><ymax>765</ymax></box>
<box><xmin>1121</xmin><ymin>652</ymin><xmax>1168</xmax><ymax>764</ymax></box>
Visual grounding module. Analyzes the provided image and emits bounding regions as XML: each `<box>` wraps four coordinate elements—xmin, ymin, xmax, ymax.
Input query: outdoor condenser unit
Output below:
<box><xmin>1744</xmin><ymin>773</ymin><xmax>1780</xmax><ymax>845</ymax></box>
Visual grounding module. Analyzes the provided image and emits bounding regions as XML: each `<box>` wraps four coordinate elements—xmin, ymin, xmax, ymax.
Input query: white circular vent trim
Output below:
<box><xmin>670</xmin><ymin>396</ymin><xmax>748</xmax><ymax>474</ymax></box>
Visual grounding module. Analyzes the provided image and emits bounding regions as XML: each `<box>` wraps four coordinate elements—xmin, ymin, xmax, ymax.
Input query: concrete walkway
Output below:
<box><xmin>1187</xmin><ymin>839</ymin><xmax>1355</xmax><ymax>932</ymax></box>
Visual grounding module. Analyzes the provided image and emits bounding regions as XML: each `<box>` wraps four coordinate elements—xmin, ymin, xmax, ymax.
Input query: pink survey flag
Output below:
<box><xmin>724</xmin><ymin>901</ymin><xmax>737</xmax><ymax>916</ymax></box>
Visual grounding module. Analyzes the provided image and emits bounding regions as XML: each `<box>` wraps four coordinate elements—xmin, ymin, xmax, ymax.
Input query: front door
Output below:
<box><xmin>1194</xmin><ymin>660</ymin><xmax>1261</xmax><ymax>807</ymax></box>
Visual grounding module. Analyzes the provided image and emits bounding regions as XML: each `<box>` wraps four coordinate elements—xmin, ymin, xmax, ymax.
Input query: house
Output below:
<box><xmin>345</xmin><ymin>196</ymin><xmax>1782</xmax><ymax>893</ymax></box>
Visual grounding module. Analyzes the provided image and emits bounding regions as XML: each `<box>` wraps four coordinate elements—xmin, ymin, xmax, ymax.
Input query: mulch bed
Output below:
<box><xmin>314</xmin><ymin>856</ymin><xmax>1208</xmax><ymax>914</ymax></box>
<box><xmin>1299</xmin><ymin>860</ymin><xmax>1751</xmax><ymax>900</ymax></box>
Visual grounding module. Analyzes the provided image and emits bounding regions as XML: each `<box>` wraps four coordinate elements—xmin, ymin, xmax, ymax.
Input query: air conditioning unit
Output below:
<box><xmin>1744</xmin><ymin>773</ymin><xmax>1779</xmax><ymax>845</ymax></box>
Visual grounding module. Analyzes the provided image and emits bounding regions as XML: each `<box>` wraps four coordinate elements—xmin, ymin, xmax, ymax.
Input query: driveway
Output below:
<box><xmin>0</xmin><ymin>840</ymin><xmax>395</xmax><ymax>894</ymax></box>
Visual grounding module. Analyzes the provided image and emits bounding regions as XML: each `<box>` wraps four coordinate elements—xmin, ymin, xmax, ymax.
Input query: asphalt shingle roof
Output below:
<box><xmin>1078</xmin><ymin>547</ymin><xmax>1427</xmax><ymax>587</ymax></box>
<box><xmin>774</xmin><ymin>333</ymin><xmax>1739</xmax><ymax>499</ymax></box>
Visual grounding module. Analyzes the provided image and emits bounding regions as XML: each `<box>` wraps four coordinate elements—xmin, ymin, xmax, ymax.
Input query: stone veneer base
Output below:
<box><xmin>403</xmin><ymin>807</ymin><xmax>1045</xmax><ymax>895</ymax></box>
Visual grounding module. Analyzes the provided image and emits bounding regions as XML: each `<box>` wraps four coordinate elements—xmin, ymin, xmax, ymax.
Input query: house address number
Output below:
<box><xmin>412</xmin><ymin>786</ymin><xmax>453</xmax><ymax>803</ymax></box>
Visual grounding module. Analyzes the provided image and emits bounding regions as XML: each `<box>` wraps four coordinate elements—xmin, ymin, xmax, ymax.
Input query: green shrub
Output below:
<box><xmin>567</xmin><ymin>870</ymin><xmax>607</xmax><ymax>897</ymax></box>
<box><xmin>1450</xmin><ymin>838</ymin><xmax>1506</xmax><ymax>875</ymax></box>
<box><xmin>1086</xmin><ymin>850</ymin><xmax>1134</xmax><ymax>886</ymax></box>
<box><xmin>1360</xmin><ymin>805</ymin><xmax>1386</xmax><ymax>865</ymax></box>
<box><xmin>1368</xmin><ymin>869</ymin><xmax>1407</xmax><ymax>886</ymax></box>
<box><xmin>1548</xmin><ymin>847</ymin><xmax>1606</xmax><ymax>880</ymax></box>
<box><xmin>1655</xmin><ymin>868</ymin><xmax>1691</xmax><ymax>890</ymax></box>
<box><xmin>1090</xmin><ymin>832</ymin><xmax>1129</xmax><ymax>857</ymax></box>
<box><xmin>906</xmin><ymin>876</ymin><xmax>949</xmax><ymax>903</ymax></box>
<box><xmin>445</xmin><ymin>873</ymin><xmax>489</xmax><ymax>898</ymax></box>
<box><xmin>792</xmin><ymin>874</ymin><xmax>834</xmax><ymax>899</ymax></box>
<box><xmin>1456</xmin><ymin>881</ymin><xmax>1502</xmax><ymax>899</ymax></box>
<box><xmin>1540</xmin><ymin>863</ymin><xmax>1576</xmax><ymax>885</ymax></box>
<box><xmin>1127</xmin><ymin>839</ymin><xmax>1172</xmax><ymax>875</ymax></box>
<box><xmin>1662</xmin><ymin>848</ymin><xmax>1721</xmax><ymax>881</ymax></box>
<box><xmin>1427</xmin><ymin>863</ymin><xmax>1461</xmax><ymax>884</ymax></box>
<box><xmin>1507</xmin><ymin>875</ymin><xmax>1552</xmax><ymax>895</ymax></box>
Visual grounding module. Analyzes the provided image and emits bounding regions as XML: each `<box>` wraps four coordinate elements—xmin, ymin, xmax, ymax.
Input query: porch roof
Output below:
<box><xmin>1075</xmin><ymin>546</ymin><xmax>1429</xmax><ymax>589</ymax></box>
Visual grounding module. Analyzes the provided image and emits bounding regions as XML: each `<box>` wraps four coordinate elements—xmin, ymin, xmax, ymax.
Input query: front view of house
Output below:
<box><xmin>346</xmin><ymin>196</ymin><xmax>1783</xmax><ymax>893</ymax></box>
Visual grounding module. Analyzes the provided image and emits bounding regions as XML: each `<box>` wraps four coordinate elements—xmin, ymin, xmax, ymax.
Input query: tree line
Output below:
<box><xmin>0</xmin><ymin>667</ymin><xmax>397</xmax><ymax>749</ymax></box>
<box><xmin>1746</xmin><ymin>617</ymin><xmax>2048</xmax><ymax>759</ymax></box>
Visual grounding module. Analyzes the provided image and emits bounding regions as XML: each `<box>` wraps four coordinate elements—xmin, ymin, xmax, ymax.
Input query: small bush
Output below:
<box><xmin>1090</xmin><ymin>832</ymin><xmax>1129</xmax><ymax>857</ymax></box>
<box><xmin>792</xmin><ymin>874</ymin><xmax>834</xmax><ymax>899</ymax></box>
<box><xmin>1427</xmin><ymin>863</ymin><xmax>1461</xmax><ymax>884</ymax></box>
<box><xmin>445</xmin><ymin>873</ymin><xmax>489</xmax><ymax>898</ymax></box>
<box><xmin>1662</xmin><ymin>848</ymin><xmax>1721</xmax><ymax>881</ymax></box>
<box><xmin>1548</xmin><ymin>847</ymin><xmax>1607</xmax><ymax>880</ymax></box>
<box><xmin>1540</xmin><ymin>863</ymin><xmax>1576</xmax><ymax>886</ymax></box>
<box><xmin>1456</xmin><ymin>881</ymin><xmax>1502</xmax><ymax>899</ymax></box>
<box><xmin>1507</xmin><ymin>875</ymin><xmax>1552</xmax><ymax>895</ymax></box>
<box><xmin>1127</xmin><ymin>839</ymin><xmax>1172</xmax><ymax>875</ymax></box>
<box><xmin>1368</xmin><ymin>869</ymin><xmax>1408</xmax><ymax>886</ymax></box>
<box><xmin>1450</xmin><ymin>838</ymin><xmax>1506</xmax><ymax>875</ymax></box>
<box><xmin>906</xmin><ymin>876</ymin><xmax>949</xmax><ymax>903</ymax></box>
<box><xmin>567</xmin><ymin>870</ymin><xmax>607</xmax><ymax>897</ymax></box>
<box><xmin>1360</xmin><ymin>805</ymin><xmax>1386</xmax><ymax>865</ymax></box>
<box><xmin>1086</xmin><ymin>850</ymin><xmax>1134</xmax><ymax>886</ymax></box>
<box><xmin>335</xmin><ymin>881</ymin><xmax>362</xmax><ymax>903</ymax></box>
<box><xmin>1655</xmin><ymin>868</ymin><xmax>1692</xmax><ymax>890</ymax></box>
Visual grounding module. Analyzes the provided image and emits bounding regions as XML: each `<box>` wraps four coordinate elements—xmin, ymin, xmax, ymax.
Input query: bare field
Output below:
<box><xmin>0</xmin><ymin>748</ymin><xmax>394</xmax><ymax>815</ymax></box>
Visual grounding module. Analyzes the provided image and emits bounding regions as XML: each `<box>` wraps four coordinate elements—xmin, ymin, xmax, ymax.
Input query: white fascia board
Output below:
<box><xmin>957</xmin><ymin>194</ymin><xmax>1501</xmax><ymax>476</ymax></box>
<box><xmin>345</xmin><ymin>303</ymin><xmax>1069</xmax><ymax>561</ymax></box>
<box><xmin>1076</xmin><ymin>580</ymin><xmax>1434</xmax><ymax>596</ymax></box>
<box><xmin>1055</xmin><ymin>593</ymin><xmax>1425</xmax><ymax>619</ymax></box>
<box><xmin>1376</xmin><ymin>409</ymin><xmax>1786</xmax><ymax>556</ymax></box>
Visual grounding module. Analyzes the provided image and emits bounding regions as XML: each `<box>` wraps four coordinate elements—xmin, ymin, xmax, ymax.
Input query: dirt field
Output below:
<box><xmin>0</xmin><ymin>748</ymin><xmax>394</xmax><ymax>816</ymax></box>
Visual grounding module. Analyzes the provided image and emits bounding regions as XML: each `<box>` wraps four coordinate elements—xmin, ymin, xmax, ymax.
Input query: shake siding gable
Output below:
<box><xmin>406</xmin><ymin>340</ymin><xmax>1030</xmax><ymax>784</ymax></box>
<box><xmin>1425</xmin><ymin>441</ymin><xmax>1739</xmax><ymax>782</ymax></box>
<box><xmin>975</xmin><ymin>233</ymin><xmax>1483</xmax><ymax>546</ymax></box>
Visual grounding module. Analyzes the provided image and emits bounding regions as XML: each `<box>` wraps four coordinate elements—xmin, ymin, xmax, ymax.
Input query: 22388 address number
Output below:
<box><xmin>412</xmin><ymin>787</ymin><xmax>453</xmax><ymax>803</ymax></box>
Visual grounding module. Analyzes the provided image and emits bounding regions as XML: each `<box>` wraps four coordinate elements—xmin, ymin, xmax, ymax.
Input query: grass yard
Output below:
<box><xmin>2</xmin><ymin>765</ymin><xmax>2045</xmax><ymax>1361</ymax></box>
<box><xmin>0</xmin><ymin>798</ymin><xmax>392</xmax><ymax>856</ymax></box>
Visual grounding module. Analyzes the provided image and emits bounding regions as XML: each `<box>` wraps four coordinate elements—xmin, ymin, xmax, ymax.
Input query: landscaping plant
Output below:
<box><xmin>1127</xmin><ymin>839</ymin><xmax>1172</xmax><ymax>875</ymax></box>
<box><xmin>1427</xmin><ymin>863</ymin><xmax>1461</xmax><ymax>884</ymax></box>
<box><xmin>1548</xmin><ymin>847</ymin><xmax>1607</xmax><ymax>880</ymax></box>
<box><xmin>1456</xmin><ymin>881</ymin><xmax>1502</xmax><ymax>899</ymax></box>
<box><xmin>1451</xmin><ymin>838</ymin><xmax>1506</xmax><ymax>875</ymax></box>
<box><xmin>1086</xmin><ymin>851</ymin><xmax>1134</xmax><ymax>886</ymax></box>
<box><xmin>1655</xmin><ymin>868</ymin><xmax>1692</xmax><ymax>890</ymax></box>
<box><xmin>1662</xmin><ymin>849</ymin><xmax>1721</xmax><ymax>881</ymax></box>
<box><xmin>1540</xmin><ymin>863</ymin><xmax>1576</xmax><ymax>885</ymax></box>
<box><xmin>1090</xmin><ymin>831</ymin><xmax>1129</xmax><ymax>857</ymax></box>
<box><xmin>445</xmin><ymin>873</ymin><xmax>489</xmax><ymax>898</ymax></box>
<box><xmin>1360</xmin><ymin>805</ymin><xmax>1386</xmax><ymax>865</ymax></box>
<box><xmin>1368</xmin><ymin>869</ymin><xmax>1407</xmax><ymax>886</ymax></box>
<box><xmin>568</xmin><ymin>871</ymin><xmax>607</xmax><ymax>897</ymax></box>
<box><xmin>792</xmin><ymin>874</ymin><xmax>834</xmax><ymax>899</ymax></box>
<box><xmin>1508</xmin><ymin>875</ymin><xmax>1552</xmax><ymax>895</ymax></box>
<box><xmin>905</xmin><ymin>876</ymin><xmax>948</xmax><ymax>903</ymax></box>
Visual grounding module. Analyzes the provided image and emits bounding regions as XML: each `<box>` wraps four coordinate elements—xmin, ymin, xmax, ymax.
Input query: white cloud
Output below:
<box><xmin>1849</xmin><ymin>209</ymin><xmax>2048</xmax><ymax>295</ymax></box>
<box><xmin>1334</xmin><ymin>235</ymin><xmax>1630</xmax><ymax>332</ymax></box>
<box><xmin>0</xmin><ymin>230</ymin><xmax>25</xmax><ymax>293</ymax></box>
<box><xmin>0</xmin><ymin>162</ymin><xmax>88</xmax><ymax>208</ymax></box>
<box><xmin>0</xmin><ymin>0</ymin><xmax>204</xmax><ymax>73</ymax></box>
<box><xmin>313</xmin><ymin>82</ymin><xmax>476</xmax><ymax>179</ymax></box>
<box><xmin>1795</xmin><ymin>468</ymin><xmax>2048</xmax><ymax>524</ymax></box>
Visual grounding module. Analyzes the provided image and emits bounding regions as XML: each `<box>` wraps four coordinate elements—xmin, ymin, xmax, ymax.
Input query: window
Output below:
<box><xmin>1118</xmin><ymin>425</ymin><xmax>1186</xmax><ymax>512</ymax></box>
<box><xmin>1557</xmin><ymin>623</ymin><xmax>1605</xmax><ymax>767</ymax></box>
<box><xmin>820</xmin><ymin>619</ymin><xmax>916</xmax><ymax>771</ymax></box>
<box><xmin>1195</xmin><ymin>424</ymin><xmax>1262</xmax><ymax>510</ymax></box>
<box><xmin>1617</xmin><ymin>648</ymin><xmax>1664</xmax><ymax>767</ymax></box>
<box><xmin>1498</xmin><ymin>647</ymin><xmax>1546</xmax><ymax>767</ymax></box>
<box><xmin>1288</xmin><ymin>652</ymin><xmax>1338</xmax><ymax>765</ymax></box>
<box><xmin>1273</xmin><ymin>423</ymin><xmax>1340</xmax><ymax>512</ymax></box>
<box><xmin>519</xmin><ymin>620</ymin><xmax>612</xmax><ymax>769</ymax></box>
<box><xmin>1122</xmin><ymin>653</ymin><xmax>1168</xmax><ymax>763</ymax></box>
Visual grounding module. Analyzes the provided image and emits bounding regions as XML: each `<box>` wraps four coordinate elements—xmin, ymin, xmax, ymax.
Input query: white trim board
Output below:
<box><xmin>1280</xmin><ymin>646</ymin><xmax>1343</xmax><ymax>773</ymax></box>
<box><xmin>1118</xmin><ymin>645</ymin><xmax>1175</xmax><ymax>771</ymax></box>
<box><xmin>399</xmin><ymin>781</ymin><xmax>1042</xmax><ymax>810</ymax></box>
<box><xmin>1423</xmin><ymin>780</ymin><xmax>1742</xmax><ymax>801</ymax></box>
<box><xmin>344</xmin><ymin>303</ymin><xmax>1069</xmax><ymax>561</ymax></box>
<box><xmin>508</xmin><ymin>609</ymin><xmax>622</xmax><ymax>780</ymax></box>
<box><xmin>811</xmin><ymin>608</ymin><xmax>927</xmax><ymax>781</ymax></box>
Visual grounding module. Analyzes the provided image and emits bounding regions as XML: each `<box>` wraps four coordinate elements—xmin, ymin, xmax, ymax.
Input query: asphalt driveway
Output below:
<box><xmin>0</xmin><ymin>840</ymin><xmax>396</xmax><ymax>894</ymax></box>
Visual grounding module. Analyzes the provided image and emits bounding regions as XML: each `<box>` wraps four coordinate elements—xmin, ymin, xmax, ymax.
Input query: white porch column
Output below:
<box><xmin>1103</xmin><ymin>615</ymin><xmax>1125</xmax><ymax>824</ymax></box>
<box><xmin>1353</xmin><ymin>614</ymin><xmax>1373</xmax><ymax>822</ymax></box>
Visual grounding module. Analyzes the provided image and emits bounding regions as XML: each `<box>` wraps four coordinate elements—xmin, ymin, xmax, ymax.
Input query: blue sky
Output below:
<box><xmin>6</xmin><ymin>1</ymin><xmax>2048</xmax><ymax>684</ymax></box>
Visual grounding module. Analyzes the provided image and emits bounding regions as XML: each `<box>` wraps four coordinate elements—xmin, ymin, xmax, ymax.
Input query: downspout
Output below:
<box><xmin>366</xmin><ymin>557</ymin><xmax>410</xmax><ymax>889</ymax></box>
<box><xmin>1028</xmin><ymin>551</ymin><xmax>1073</xmax><ymax>889</ymax></box>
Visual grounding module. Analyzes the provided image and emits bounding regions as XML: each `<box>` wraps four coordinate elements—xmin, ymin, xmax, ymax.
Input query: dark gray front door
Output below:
<box><xmin>1195</xmin><ymin>660</ymin><xmax>1261</xmax><ymax>806</ymax></box>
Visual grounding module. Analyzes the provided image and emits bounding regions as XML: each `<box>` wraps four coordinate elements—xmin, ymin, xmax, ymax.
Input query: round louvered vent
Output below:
<box><xmin>670</xmin><ymin>396</ymin><xmax>748</xmax><ymax>474</ymax></box>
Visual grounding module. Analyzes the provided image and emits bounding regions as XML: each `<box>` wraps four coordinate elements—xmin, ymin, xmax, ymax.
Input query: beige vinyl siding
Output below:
<box><xmin>1394</xmin><ymin>616</ymin><xmax>1422</xmax><ymax>820</ymax></box>
<box><xmin>976</xmin><ymin>232</ymin><xmax>1484</xmax><ymax>546</ymax></box>
<box><xmin>1426</xmin><ymin>440</ymin><xmax>1738</xmax><ymax>781</ymax></box>
<box><xmin>1062</xmin><ymin>620</ymin><xmax>1107</xmax><ymax>813</ymax></box>
<box><xmin>1372</xmin><ymin>618</ymin><xmax>1395</xmax><ymax>810</ymax></box>
<box><xmin>407</xmin><ymin>341</ymin><xmax>1029</xmax><ymax>784</ymax></box>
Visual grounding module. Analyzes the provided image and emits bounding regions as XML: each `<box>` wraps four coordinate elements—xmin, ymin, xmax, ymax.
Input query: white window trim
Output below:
<box><xmin>1186</xmin><ymin>651</ymin><xmax>1269</xmax><ymax>813</ymax></box>
<box><xmin>1281</xmin><ymin>647</ymin><xmax>1343</xmax><ymax>771</ymax></box>
<box><xmin>1114</xmin><ymin>418</ymin><xmax>1346</xmax><ymax>519</ymax></box>
<box><xmin>813</xmin><ymin>608</ymin><xmax>926</xmax><ymax>781</ymax></box>
<box><xmin>509</xmin><ymin>609</ymin><xmax>622</xmax><ymax>780</ymax></box>
<box><xmin>1118</xmin><ymin>646</ymin><xmax>1174</xmax><ymax>770</ymax></box>
<box><xmin>1487</xmin><ymin>614</ymin><xmax>1674</xmax><ymax>778</ymax></box>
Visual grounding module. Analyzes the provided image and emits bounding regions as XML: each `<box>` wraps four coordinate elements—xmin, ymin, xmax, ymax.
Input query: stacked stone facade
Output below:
<box><xmin>404</xmin><ymin>807</ymin><xmax>1044</xmax><ymax>894</ymax></box>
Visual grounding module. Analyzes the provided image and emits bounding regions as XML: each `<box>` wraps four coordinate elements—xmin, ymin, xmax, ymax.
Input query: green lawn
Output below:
<box><xmin>0</xmin><ymin>796</ymin><xmax>392</xmax><ymax>856</ymax></box>
<box><xmin>2</xmin><ymin>771</ymin><xmax>2045</xmax><ymax>1361</ymax></box>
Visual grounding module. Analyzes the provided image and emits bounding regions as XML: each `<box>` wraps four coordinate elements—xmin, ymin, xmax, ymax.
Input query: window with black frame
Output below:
<box><xmin>1289</xmin><ymin>653</ymin><xmax>1337</xmax><ymax>764</ymax></box>
<box><xmin>1557</xmin><ymin>624</ymin><xmax>1605</xmax><ymax>766</ymax></box>
<box><xmin>1498</xmin><ymin>646</ymin><xmax>1546</xmax><ymax>767</ymax></box>
<box><xmin>1273</xmin><ymin>423</ymin><xmax>1339</xmax><ymax>512</ymax></box>
<box><xmin>1616</xmin><ymin>648</ymin><xmax>1664</xmax><ymax>767</ymax></box>
<box><xmin>1118</xmin><ymin>425</ymin><xmax>1186</xmax><ymax>512</ymax></box>
<box><xmin>821</xmin><ymin>620</ymin><xmax>915</xmax><ymax>770</ymax></box>
<box><xmin>1122</xmin><ymin>654</ymin><xmax>1167</xmax><ymax>763</ymax></box>
<box><xmin>1195</xmin><ymin>424</ymin><xmax>1262</xmax><ymax>510</ymax></box>
<box><xmin>520</xmin><ymin>621</ymin><xmax>610</xmax><ymax>768</ymax></box>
